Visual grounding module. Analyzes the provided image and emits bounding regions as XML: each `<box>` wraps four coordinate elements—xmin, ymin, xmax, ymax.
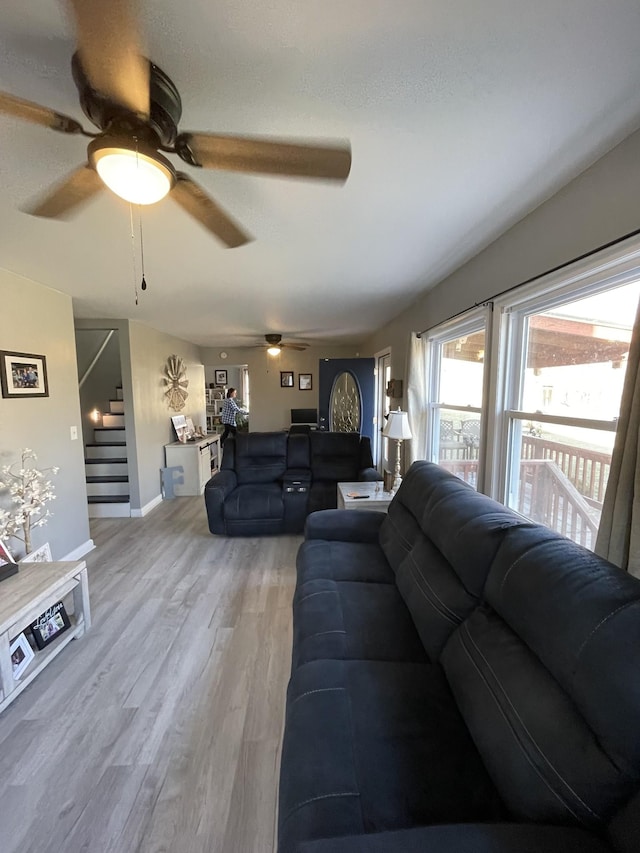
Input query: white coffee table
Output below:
<box><xmin>337</xmin><ymin>481</ymin><xmax>394</xmax><ymax>512</ymax></box>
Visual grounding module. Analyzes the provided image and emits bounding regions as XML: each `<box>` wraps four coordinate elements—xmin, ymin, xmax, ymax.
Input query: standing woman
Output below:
<box><xmin>220</xmin><ymin>387</ymin><xmax>247</xmax><ymax>446</ymax></box>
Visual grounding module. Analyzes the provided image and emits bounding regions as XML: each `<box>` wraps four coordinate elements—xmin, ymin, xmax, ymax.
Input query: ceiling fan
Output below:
<box><xmin>255</xmin><ymin>334</ymin><xmax>309</xmax><ymax>355</ymax></box>
<box><xmin>0</xmin><ymin>0</ymin><xmax>352</xmax><ymax>248</ymax></box>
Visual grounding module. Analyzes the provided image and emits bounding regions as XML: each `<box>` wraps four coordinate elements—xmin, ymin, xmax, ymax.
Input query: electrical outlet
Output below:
<box><xmin>70</xmin><ymin>426</ymin><xmax>78</xmax><ymax>440</ymax></box>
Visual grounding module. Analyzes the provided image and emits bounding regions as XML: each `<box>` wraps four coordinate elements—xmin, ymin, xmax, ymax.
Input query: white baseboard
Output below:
<box><xmin>61</xmin><ymin>539</ymin><xmax>95</xmax><ymax>561</ymax></box>
<box><xmin>131</xmin><ymin>493</ymin><xmax>163</xmax><ymax>518</ymax></box>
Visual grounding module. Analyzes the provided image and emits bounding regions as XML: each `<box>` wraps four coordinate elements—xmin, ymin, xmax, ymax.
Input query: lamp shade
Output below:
<box><xmin>382</xmin><ymin>409</ymin><xmax>413</xmax><ymax>440</ymax></box>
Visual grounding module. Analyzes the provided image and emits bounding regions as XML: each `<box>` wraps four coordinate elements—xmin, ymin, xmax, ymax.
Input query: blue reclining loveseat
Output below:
<box><xmin>204</xmin><ymin>430</ymin><xmax>379</xmax><ymax>536</ymax></box>
<box><xmin>278</xmin><ymin>461</ymin><xmax>640</xmax><ymax>853</ymax></box>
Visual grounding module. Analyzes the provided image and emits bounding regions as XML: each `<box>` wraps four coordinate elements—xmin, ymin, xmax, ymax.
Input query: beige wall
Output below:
<box><xmin>0</xmin><ymin>271</ymin><xmax>92</xmax><ymax>560</ymax></box>
<box><xmin>126</xmin><ymin>322</ymin><xmax>205</xmax><ymax>511</ymax></box>
<box><xmin>363</xmin><ymin>126</ymin><xmax>640</xmax><ymax>389</ymax></box>
<box><xmin>200</xmin><ymin>345</ymin><xmax>358</xmax><ymax>431</ymax></box>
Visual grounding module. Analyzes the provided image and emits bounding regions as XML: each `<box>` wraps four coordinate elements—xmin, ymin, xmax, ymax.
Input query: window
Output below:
<box><xmin>498</xmin><ymin>277</ymin><xmax>640</xmax><ymax>549</ymax></box>
<box><xmin>425</xmin><ymin>307</ymin><xmax>491</xmax><ymax>490</ymax></box>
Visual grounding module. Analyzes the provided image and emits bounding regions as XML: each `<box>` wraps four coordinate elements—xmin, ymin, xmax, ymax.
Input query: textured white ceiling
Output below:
<box><xmin>1</xmin><ymin>1</ymin><xmax>640</xmax><ymax>347</ymax></box>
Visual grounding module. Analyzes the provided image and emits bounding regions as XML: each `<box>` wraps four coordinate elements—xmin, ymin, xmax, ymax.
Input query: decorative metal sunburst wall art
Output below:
<box><xmin>163</xmin><ymin>354</ymin><xmax>189</xmax><ymax>411</ymax></box>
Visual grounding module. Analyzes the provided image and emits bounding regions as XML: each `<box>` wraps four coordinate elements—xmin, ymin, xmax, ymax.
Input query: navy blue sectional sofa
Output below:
<box><xmin>278</xmin><ymin>460</ymin><xmax>640</xmax><ymax>853</ymax></box>
<box><xmin>204</xmin><ymin>430</ymin><xmax>379</xmax><ymax>536</ymax></box>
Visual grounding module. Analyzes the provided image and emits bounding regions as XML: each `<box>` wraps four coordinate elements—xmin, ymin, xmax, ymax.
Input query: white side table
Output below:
<box><xmin>337</xmin><ymin>481</ymin><xmax>394</xmax><ymax>512</ymax></box>
<box><xmin>0</xmin><ymin>560</ymin><xmax>90</xmax><ymax>713</ymax></box>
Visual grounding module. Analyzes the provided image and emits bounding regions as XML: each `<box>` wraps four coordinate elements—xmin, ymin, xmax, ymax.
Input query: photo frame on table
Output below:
<box><xmin>0</xmin><ymin>538</ymin><xmax>19</xmax><ymax>582</ymax></box>
<box><xmin>10</xmin><ymin>632</ymin><xmax>34</xmax><ymax>680</ymax></box>
<box><xmin>0</xmin><ymin>351</ymin><xmax>49</xmax><ymax>398</ymax></box>
<box><xmin>214</xmin><ymin>369</ymin><xmax>228</xmax><ymax>386</ymax></box>
<box><xmin>383</xmin><ymin>469</ymin><xmax>395</xmax><ymax>493</ymax></box>
<box><xmin>29</xmin><ymin>601</ymin><xmax>71</xmax><ymax>650</ymax></box>
<box><xmin>298</xmin><ymin>373</ymin><xmax>312</xmax><ymax>391</ymax></box>
<box><xmin>280</xmin><ymin>371</ymin><xmax>294</xmax><ymax>388</ymax></box>
<box><xmin>20</xmin><ymin>542</ymin><xmax>52</xmax><ymax>563</ymax></box>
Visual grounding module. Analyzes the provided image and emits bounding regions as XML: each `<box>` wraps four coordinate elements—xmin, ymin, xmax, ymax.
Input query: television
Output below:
<box><xmin>291</xmin><ymin>408</ymin><xmax>318</xmax><ymax>426</ymax></box>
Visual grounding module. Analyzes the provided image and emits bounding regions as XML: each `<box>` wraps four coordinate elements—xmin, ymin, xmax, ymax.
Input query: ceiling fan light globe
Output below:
<box><xmin>267</xmin><ymin>345</ymin><xmax>282</xmax><ymax>356</ymax></box>
<box><xmin>88</xmin><ymin>139</ymin><xmax>176</xmax><ymax>205</ymax></box>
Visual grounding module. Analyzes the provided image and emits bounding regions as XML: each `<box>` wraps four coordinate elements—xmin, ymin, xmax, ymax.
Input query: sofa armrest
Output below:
<box><xmin>294</xmin><ymin>824</ymin><xmax>613</xmax><ymax>853</ymax></box>
<box><xmin>359</xmin><ymin>467</ymin><xmax>383</xmax><ymax>482</ymax></box>
<box><xmin>204</xmin><ymin>470</ymin><xmax>237</xmax><ymax>534</ymax></box>
<box><xmin>303</xmin><ymin>508</ymin><xmax>386</xmax><ymax>543</ymax></box>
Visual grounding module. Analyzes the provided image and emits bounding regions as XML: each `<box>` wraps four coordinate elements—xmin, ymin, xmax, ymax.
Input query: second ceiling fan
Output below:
<box><xmin>0</xmin><ymin>0</ymin><xmax>352</xmax><ymax>248</ymax></box>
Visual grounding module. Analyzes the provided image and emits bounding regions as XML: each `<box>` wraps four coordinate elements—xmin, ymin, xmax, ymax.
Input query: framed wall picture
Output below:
<box><xmin>298</xmin><ymin>373</ymin><xmax>312</xmax><ymax>390</ymax></box>
<box><xmin>29</xmin><ymin>601</ymin><xmax>71</xmax><ymax>650</ymax></box>
<box><xmin>214</xmin><ymin>369</ymin><xmax>228</xmax><ymax>386</ymax></box>
<box><xmin>0</xmin><ymin>351</ymin><xmax>49</xmax><ymax>398</ymax></box>
<box><xmin>280</xmin><ymin>371</ymin><xmax>294</xmax><ymax>388</ymax></box>
<box><xmin>10</xmin><ymin>632</ymin><xmax>35</xmax><ymax>680</ymax></box>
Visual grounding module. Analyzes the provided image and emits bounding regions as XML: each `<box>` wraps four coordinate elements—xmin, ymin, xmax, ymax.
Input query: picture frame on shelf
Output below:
<box><xmin>0</xmin><ymin>538</ymin><xmax>16</xmax><ymax>566</ymax></box>
<box><xmin>21</xmin><ymin>542</ymin><xmax>52</xmax><ymax>563</ymax></box>
<box><xmin>298</xmin><ymin>373</ymin><xmax>312</xmax><ymax>390</ymax></box>
<box><xmin>10</xmin><ymin>632</ymin><xmax>35</xmax><ymax>680</ymax></box>
<box><xmin>29</xmin><ymin>601</ymin><xmax>71</xmax><ymax>650</ymax></box>
<box><xmin>214</xmin><ymin>369</ymin><xmax>228</xmax><ymax>386</ymax></box>
<box><xmin>0</xmin><ymin>350</ymin><xmax>49</xmax><ymax>398</ymax></box>
<box><xmin>280</xmin><ymin>371</ymin><xmax>294</xmax><ymax>388</ymax></box>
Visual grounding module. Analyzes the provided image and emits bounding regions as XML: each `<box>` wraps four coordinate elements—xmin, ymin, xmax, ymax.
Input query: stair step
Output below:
<box><xmin>94</xmin><ymin>427</ymin><xmax>126</xmax><ymax>443</ymax></box>
<box><xmin>88</xmin><ymin>499</ymin><xmax>131</xmax><ymax>518</ymax></box>
<box><xmin>85</xmin><ymin>461</ymin><xmax>128</xmax><ymax>477</ymax></box>
<box><xmin>109</xmin><ymin>400</ymin><xmax>124</xmax><ymax>414</ymax></box>
<box><xmin>86</xmin><ymin>478</ymin><xmax>130</xmax><ymax>497</ymax></box>
<box><xmin>102</xmin><ymin>413</ymin><xmax>125</xmax><ymax>428</ymax></box>
<box><xmin>88</xmin><ymin>495</ymin><xmax>130</xmax><ymax>503</ymax></box>
<box><xmin>85</xmin><ymin>444</ymin><xmax>126</xmax><ymax>460</ymax></box>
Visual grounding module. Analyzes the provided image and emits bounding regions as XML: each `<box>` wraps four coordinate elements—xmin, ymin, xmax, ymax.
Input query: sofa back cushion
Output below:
<box><xmin>287</xmin><ymin>432</ymin><xmax>311</xmax><ymax>469</ymax></box>
<box><xmin>309</xmin><ymin>432</ymin><xmax>362</xmax><ymax>482</ymax></box>
<box><xmin>441</xmin><ymin>523</ymin><xmax>640</xmax><ymax>835</ymax></box>
<box><xmin>379</xmin><ymin>462</ymin><xmax>529</xmax><ymax>658</ymax></box>
<box><xmin>233</xmin><ymin>432</ymin><xmax>288</xmax><ymax>485</ymax></box>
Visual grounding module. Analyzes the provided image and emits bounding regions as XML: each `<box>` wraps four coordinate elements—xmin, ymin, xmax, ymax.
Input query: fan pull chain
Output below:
<box><xmin>138</xmin><ymin>205</ymin><xmax>147</xmax><ymax>291</ymax></box>
<box><xmin>128</xmin><ymin>201</ymin><xmax>139</xmax><ymax>305</ymax></box>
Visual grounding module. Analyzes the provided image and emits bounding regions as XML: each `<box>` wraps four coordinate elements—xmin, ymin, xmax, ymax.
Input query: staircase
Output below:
<box><xmin>85</xmin><ymin>387</ymin><xmax>131</xmax><ymax>517</ymax></box>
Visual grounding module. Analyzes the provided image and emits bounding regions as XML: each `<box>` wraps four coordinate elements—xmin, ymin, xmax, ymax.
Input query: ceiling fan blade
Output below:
<box><xmin>171</xmin><ymin>174</ymin><xmax>252</xmax><ymax>248</ymax></box>
<box><xmin>0</xmin><ymin>90</ymin><xmax>84</xmax><ymax>134</ymax></box>
<box><xmin>26</xmin><ymin>164</ymin><xmax>104</xmax><ymax>219</ymax></box>
<box><xmin>176</xmin><ymin>132</ymin><xmax>351</xmax><ymax>181</ymax></box>
<box><xmin>282</xmin><ymin>344</ymin><xmax>308</xmax><ymax>351</ymax></box>
<box><xmin>68</xmin><ymin>0</ymin><xmax>150</xmax><ymax>117</ymax></box>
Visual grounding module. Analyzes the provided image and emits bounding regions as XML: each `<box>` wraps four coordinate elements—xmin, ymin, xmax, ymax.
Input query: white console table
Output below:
<box><xmin>164</xmin><ymin>435</ymin><xmax>220</xmax><ymax>496</ymax></box>
<box><xmin>0</xmin><ymin>560</ymin><xmax>91</xmax><ymax>713</ymax></box>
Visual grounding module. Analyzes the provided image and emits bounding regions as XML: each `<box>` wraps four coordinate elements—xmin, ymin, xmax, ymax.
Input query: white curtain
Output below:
<box><xmin>406</xmin><ymin>332</ymin><xmax>428</xmax><ymax>463</ymax></box>
<box><xmin>595</xmin><ymin>297</ymin><xmax>640</xmax><ymax>577</ymax></box>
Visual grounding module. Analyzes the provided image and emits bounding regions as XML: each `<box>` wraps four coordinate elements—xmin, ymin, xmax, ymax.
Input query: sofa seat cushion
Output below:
<box><xmin>224</xmin><ymin>483</ymin><xmax>284</xmax><ymax>521</ymax></box>
<box><xmin>292</xmin><ymin>579</ymin><xmax>426</xmax><ymax>668</ymax></box>
<box><xmin>297</xmin><ymin>540</ymin><xmax>395</xmax><ymax>585</ymax></box>
<box><xmin>278</xmin><ymin>659</ymin><xmax>505</xmax><ymax>853</ymax></box>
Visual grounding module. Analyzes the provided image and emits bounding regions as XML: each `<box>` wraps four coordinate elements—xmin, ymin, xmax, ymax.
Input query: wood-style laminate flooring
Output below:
<box><xmin>0</xmin><ymin>497</ymin><xmax>299</xmax><ymax>853</ymax></box>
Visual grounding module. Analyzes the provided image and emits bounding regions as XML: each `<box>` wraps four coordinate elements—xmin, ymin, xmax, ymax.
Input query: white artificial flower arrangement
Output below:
<box><xmin>0</xmin><ymin>448</ymin><xmax>59</xmax><ymax>556</ymax></box>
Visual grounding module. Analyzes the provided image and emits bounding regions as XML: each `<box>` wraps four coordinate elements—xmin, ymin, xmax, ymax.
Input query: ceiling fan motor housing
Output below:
<box><xmin>265</xmin><ymin>334</ymin><xmax>283</xmax><ymax>346</ymax></box>
<box><xmin>71</xmin><ymin>52</ymin><xmax>182</xmax><ymax>146</ymax></box>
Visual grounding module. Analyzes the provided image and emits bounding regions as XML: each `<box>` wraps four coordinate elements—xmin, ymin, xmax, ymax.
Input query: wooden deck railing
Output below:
<box><xmin>439</xmin><ymin>446</ymin><xmax>603</xmax><ymax>549</ymax></box>
<box><xmin>516</xmin><ymin>459</ymin><xmax>599</xmax><ymax>549</ymax></box>
<box><xmin>521</xmin><ymin>436</ymin><xmax>610</xmax><ymax>509</ymax></box>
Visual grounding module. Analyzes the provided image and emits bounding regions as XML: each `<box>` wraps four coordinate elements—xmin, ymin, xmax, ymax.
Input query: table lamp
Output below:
<box><xmin>382</xmin><ymin>408</ymin><xmax>413</xmax><ymax>492</ymax></box>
